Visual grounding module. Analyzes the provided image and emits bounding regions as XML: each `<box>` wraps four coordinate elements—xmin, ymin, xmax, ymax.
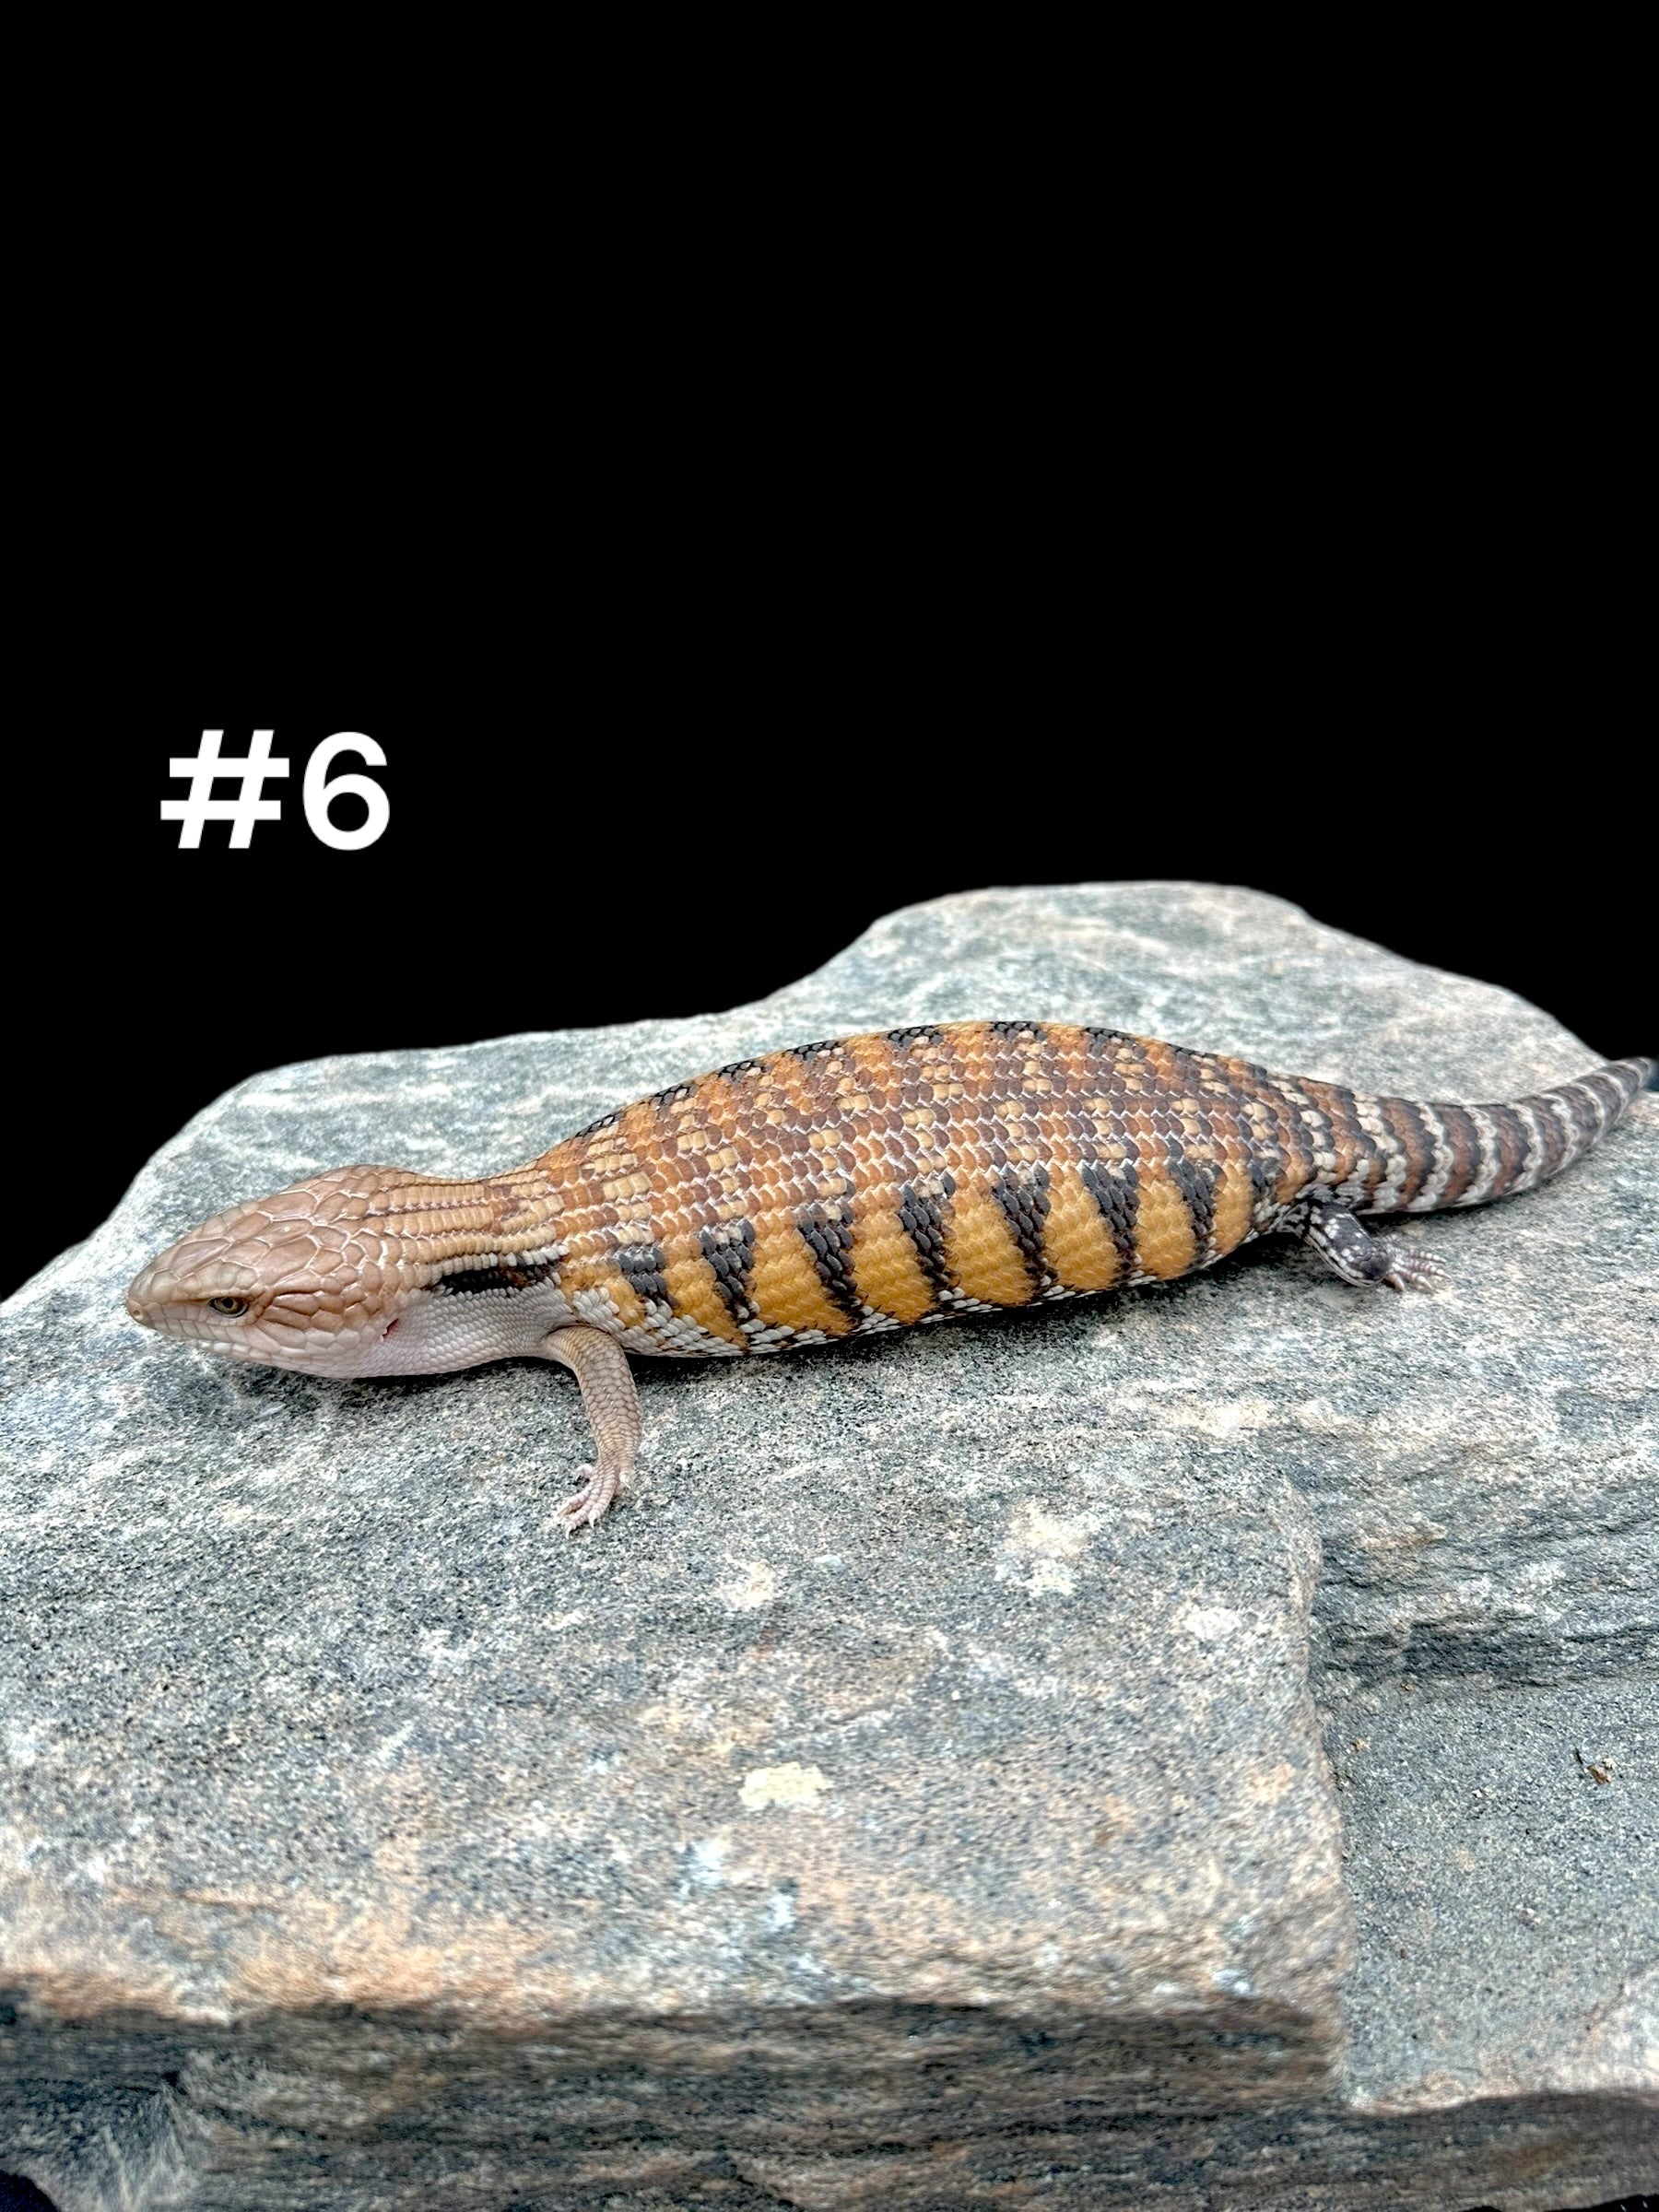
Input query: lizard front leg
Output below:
<box><xmin>541</xmin><ymin>1324</ymin><xmax>642</xmax><ymax>1531</ymax></box>
<box><xmin>1288</xmin><ymin>1196</ymin><xmax>1445</xmax><ymax>1292</ymax></box>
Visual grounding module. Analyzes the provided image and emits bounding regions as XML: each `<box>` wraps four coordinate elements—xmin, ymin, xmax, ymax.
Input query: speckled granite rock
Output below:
<box><xmin>2</xmin><ymin>883</ymin><xmax>1654</xmax><ymax>2211</ymax></box>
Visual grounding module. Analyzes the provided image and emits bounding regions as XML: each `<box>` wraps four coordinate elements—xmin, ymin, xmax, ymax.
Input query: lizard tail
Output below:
<box><xmin>1366</xmin><ymin>1056</ymin><xmax>1653</xmax><ymax>1216</ymax></box>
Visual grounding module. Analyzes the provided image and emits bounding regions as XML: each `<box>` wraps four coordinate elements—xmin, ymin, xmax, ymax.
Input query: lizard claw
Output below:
<box><xmin>1382</xmin><ymin>1246</ymin><xmax>1446</xmax><ymax>1293</ymax></box>
<box><xmin>557</xmin><ymin>1464</ymin><xmax>621</xmax><ymax>1533</ymax></box>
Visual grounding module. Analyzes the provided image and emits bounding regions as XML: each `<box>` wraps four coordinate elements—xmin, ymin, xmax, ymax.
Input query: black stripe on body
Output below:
<box><xmin>1521</xmin><ymin>1091</ymin><xmax>1570</xmax><ymax>1182</ymax></box>
<box><xmin>1248</xmin><ymin>1152</ymin><xmax>1279</xmax><ymax>1214</ymax></box>
<box><xmin>898</xmin><ymin>1182</ymin><xmax>954</xmax><ymax>1294</ymax></box>
<box><xmin>1379</xmin><ymin>1094</ymin><xmax>1437</xmax><ymax>1209</ymax></box>
<box><xmin>1435</xmin><ymin>1105</ymin><xmax>1481</xmax><ymax>1205</ymax></box>
<box><xmin>700</xmin><ymin>1220</ymin><xmax>758</xmax><ymax>1325</ymax></box>
<box><xmin>885</xmin><ymin>1024</ymin><xmax>947</xmax><ymax>1050</ymax></box>
<box><xmin>1246</xmin><ymin>1073</ymin><xmax>1304</xmax><ymax>1190</ymax></box>
<box><xmin>1222</xmin><ymin>1061</ymin><xmax>1291</xmax><ymax>1218</ymax></box>
<box><xmin>1164</xmin><ymin>1044</ymin><xmax>1230</xmax><ymax>1243</ymax></box>
<box><xmin>798</xmin><ymin>1203</ymin><xmax>864</xmax><ymax>1324</ymax></box>
<box><xmin>992</xmin><ymin>1164</ymin><xmax>1053</xmax><ymax>1283</ymax></box>
<box><xmin>1167</xmin><ymin>1151</ymin><xmax>1219</xmax><ymax>1255</ymax></box>
<box><xmin>617</xmin><ymin>1241</ymin><xmax>669</xmax><ymax>1309</ymax></box>
<box><xmin>1079</xmin><ymin>1159</ymin><xmax>1140</xmax><ymax>1275</ymax></box>
<box><xmin>1561</xmin><ymin>1084</ymin><xmax>1602</xmax><ymax>1150</ymax></box>
<box><xmin>1487</xmin><ymin>1103</ymin><xmax>1531</xmax><ymax>1198</ymax></box>
<box><xmin>436</xmin><ymin>1260</ymin><xmax>559</xmax><ymax>1296</ymax></box>
<box><xmin>1326</xmin><ymin>1082</ymin><xmax>1382</xmax><ymax>1199</ymax></box>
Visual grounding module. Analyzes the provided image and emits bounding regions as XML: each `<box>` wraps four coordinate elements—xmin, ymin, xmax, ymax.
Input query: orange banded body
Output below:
<box><xmin>124</xmin><ymin>1026</ymin><xmax>1653</xmax><ymax>1532</ymax></box>
<box><xmin>399</xmin><ymin>1024</ymin><xmax>1652</xmax><ymax>1360</ymax></box>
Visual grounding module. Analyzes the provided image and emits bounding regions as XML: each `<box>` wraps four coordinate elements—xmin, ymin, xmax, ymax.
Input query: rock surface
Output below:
<box><xmin>2</xmin><ymin>881</ymin><xmax>1653</xmax><ymax>2211</ymax></box>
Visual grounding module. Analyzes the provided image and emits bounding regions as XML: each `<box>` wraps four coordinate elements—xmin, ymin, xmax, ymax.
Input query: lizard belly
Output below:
<box><xmin>344</xmin><ymin>1279</ymin><xmax>580</xmax><ymax>1377</ymax></box>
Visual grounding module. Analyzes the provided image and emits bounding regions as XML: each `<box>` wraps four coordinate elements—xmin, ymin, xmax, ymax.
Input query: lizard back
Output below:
<box><xmin>437</xmin><ymin>1023</ymin><xmax>1650</xmax><ymax>1359</ymax></box>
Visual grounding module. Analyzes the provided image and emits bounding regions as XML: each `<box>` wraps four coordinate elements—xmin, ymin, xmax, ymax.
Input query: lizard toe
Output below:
<box><xmin>1382</xmin><ymin>1247</ymin><xmax>1446</xmax><ymax>1293</ymax></box>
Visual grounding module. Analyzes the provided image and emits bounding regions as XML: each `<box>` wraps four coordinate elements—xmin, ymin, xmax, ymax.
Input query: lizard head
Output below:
<box><xmin>125</xmin><ymin>1166</ymin><xmax>422</xmax><ymax>1376</ymax></box>
<box><xmin>126</xmin><ymin>1163</ymin><xmax>573</xmax><ymax>1378</ymax></box>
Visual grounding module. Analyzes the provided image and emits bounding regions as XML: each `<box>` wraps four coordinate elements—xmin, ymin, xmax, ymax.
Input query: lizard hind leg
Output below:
<box><xmin>542</xmin><ymin>1324</ymin><xmax>644</xmax><ymax>1531</ymax></box>
<box><xmin>1293</xmin><ymin>1197</ymin><xmax>1446</xmax><ymax>1294</ymax></box>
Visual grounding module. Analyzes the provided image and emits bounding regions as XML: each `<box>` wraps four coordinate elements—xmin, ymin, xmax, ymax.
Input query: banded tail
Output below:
<box><xmin>1351</xmin><ymin>1055</ymin><xmax>1653</xmax><ymax>1218</ymax></box>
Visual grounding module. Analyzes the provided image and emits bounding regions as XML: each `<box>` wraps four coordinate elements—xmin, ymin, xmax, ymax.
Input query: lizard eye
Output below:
<box><xmin>208</xmin><ymin>1296</ymin><xmax>250</xmax><ymax>1316</ymax></box>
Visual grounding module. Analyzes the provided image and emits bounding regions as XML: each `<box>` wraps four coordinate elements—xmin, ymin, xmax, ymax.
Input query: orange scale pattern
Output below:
<box><xmin>145</xmin><ymin>1028</ymin><xmax>1646</xmax><ymax>1368</ymax></box>
<box><xmin>521</xmin><ymin>1022</ymin><xmax>1369</xmax><ymax>1355</ymax></box>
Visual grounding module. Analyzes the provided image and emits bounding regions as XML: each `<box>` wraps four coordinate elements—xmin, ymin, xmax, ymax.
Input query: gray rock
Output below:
<box><xmin>2</xmin><ymin>882</ymin><xmax>1653</xmax><ymax>2210</ymax></box>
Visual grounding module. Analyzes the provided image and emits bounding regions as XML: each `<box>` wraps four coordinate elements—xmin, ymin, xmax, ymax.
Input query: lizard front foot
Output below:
<box><xmin>542</xmin><ymin>1324</ymin><xmax>642</xmax><ymax>1535</ymax></box>
<box><xmin>557</xmin><ymin>1462</ymin><xmax>624</xmax><ymax>1533</ymax></box>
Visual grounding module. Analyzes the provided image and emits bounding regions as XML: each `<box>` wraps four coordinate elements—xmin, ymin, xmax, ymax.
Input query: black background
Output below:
<box><xmin>21</xmin><ymin>121</ymin><xmax>1645</xmax><ymax>1303</ymax></box>
<box><xmin>11</xmin><ymin>667</ymin><xmax>1649</xmax><ymax>1303</ymax></box>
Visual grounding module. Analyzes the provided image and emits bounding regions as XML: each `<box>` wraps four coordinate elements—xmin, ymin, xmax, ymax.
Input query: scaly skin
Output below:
<box><xmin>126</xmin><ymin>1024</ymin><xmax>1654</xmax><ymax>1530</ymax></box>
